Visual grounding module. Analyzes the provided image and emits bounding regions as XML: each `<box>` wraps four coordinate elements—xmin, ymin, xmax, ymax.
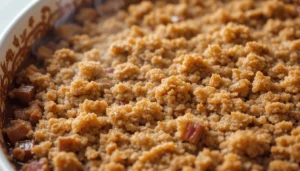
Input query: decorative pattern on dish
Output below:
<box><xmin>0</xmin><ymin>6</ymin><xmax>53</xmax><ymax>150</ymax></box>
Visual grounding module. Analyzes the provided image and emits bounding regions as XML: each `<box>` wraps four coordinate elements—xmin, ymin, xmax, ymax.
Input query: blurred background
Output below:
<box><xmin>0</xmin><ymin>0</ymin><xmax>32</xmax><ymax>33</ymax></box>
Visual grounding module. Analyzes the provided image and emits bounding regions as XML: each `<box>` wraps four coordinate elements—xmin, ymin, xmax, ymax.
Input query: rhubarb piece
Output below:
<box><xmin>171</xmin><ymin>16</ymin><xmax>185</xmax><ymax>23</ymax></box>
<box><xmin>14</xmin><ymin>108</ymin><xmax>30</xmax><ymax>121</ymax></box>
<box><xmin>120</xmin><ymin>101</ymin><xmax>129</xmax><ymax>105</ymax></box>
<box><xmin>13</xmin><ymin>140</ymin><xmax>34</xmax><ymax>161</ymax></box>
<box><xmin>150</xmin><ymin>26</ymin><xmax>155</xmax><ymax>31</ymax></box>
<box><xmin>182</xmin><ymin>122</ymin><xmax>205</xmax><ymax>144</ymax></box>
<box><xmin>105</xmin><ymin>67</ymin><xmax>114</xmax><ymax>73</ymax></box>
<box><xmin>4</xmin><ymin>120</ymin><xmax>32</xmax><ymax>144</ymax></box>
<box><xmin>14</xmin><ymin>85</ymin><xmax>35</xmax><ymax>104</ymax></box>
<box><xmin>14</xmin><ymin>103</ymin><xmax>42</xmax><ymax>125</ymax></box>
<box><xmin>23</xmin><ymin>161</ymin><xmax>50</xmax><ymax>171</ymax></box>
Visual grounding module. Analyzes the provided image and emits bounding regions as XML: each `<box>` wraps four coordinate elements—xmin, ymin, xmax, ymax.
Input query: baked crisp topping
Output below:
<box><xmin>4</xmin><ymin>0</ymin><xmax>300</xmax><ymax>170</ymax></box>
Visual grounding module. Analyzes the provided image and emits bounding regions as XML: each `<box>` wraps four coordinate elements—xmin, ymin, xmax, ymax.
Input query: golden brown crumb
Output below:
<box><xmin>31</xmin><ymin>141</ymin><xmax>52</xmax><ymax>158</ymax></box>
<box><xmin>268</xmin><ymin>160</ymin><xmax>299</xmax><ymax>171</ymax></box>
<box><xmin>52</xmin><ymin>152</ymin><xmax>83</xmax><ymax>171</ymax></box>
